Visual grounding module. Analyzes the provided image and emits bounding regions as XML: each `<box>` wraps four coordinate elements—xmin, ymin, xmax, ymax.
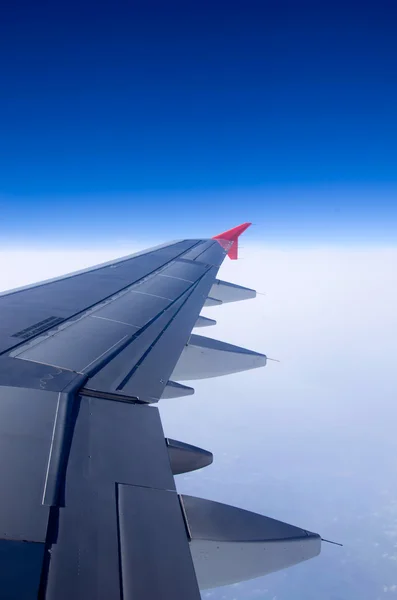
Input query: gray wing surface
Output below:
<box><xmin>0</xmin><ymin>234</ymin><xmax>321</xmax><ymax>599</ymax></box>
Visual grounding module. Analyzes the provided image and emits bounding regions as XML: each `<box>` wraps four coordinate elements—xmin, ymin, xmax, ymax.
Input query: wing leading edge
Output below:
<box><xmin>0</xmin><ymin>224</ymin><xmax>321</xmax><ymax>599</ymax></box>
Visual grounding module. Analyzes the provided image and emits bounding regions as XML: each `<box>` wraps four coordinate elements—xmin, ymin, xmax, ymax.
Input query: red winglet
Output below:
<box><xmin>212</xmin><ymin>222</ymin><xmax>252</xmax><ymax>260</ymax></box>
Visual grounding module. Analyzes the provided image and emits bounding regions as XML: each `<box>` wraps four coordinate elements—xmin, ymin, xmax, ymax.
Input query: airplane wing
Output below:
<box><xmin>0</xmin><ymin>224</ymin><xmax>321</xmax><ymax>599</ymax></box>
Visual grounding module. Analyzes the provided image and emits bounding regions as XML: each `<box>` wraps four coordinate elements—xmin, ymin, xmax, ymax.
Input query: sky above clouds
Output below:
<box><xmin>1</xmin><ymin>2</ymin><xmax>397</xmax><ymax>247</ymax></box>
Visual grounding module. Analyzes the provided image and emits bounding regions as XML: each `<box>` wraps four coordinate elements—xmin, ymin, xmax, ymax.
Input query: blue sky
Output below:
<box><xmin>1</xmin><ymin>1</ymin><xmax>396</xmax><ymax>245</ymax></box>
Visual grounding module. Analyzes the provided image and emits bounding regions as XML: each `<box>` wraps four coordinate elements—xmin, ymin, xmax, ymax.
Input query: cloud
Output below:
<box><xmin>1</xmin><ymin>242</ymin><xmax>397</xmax><ymax>599</ymax></box>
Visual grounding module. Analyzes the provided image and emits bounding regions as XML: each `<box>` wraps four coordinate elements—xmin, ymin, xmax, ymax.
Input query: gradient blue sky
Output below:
<box><xmin>1</xmin><ymin>1</ymin><xmax>396</xmax><ymax>245</ymax></box>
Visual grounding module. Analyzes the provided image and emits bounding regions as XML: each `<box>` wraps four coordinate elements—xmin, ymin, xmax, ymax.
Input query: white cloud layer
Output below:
<box><xmin>1</xmin><ymin>242</ymin><xmax>396</xmax><ymax>599</ymax></box>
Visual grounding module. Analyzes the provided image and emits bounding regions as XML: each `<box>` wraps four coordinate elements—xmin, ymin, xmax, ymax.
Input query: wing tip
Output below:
<box><xmin>212</xmin><ymin>222</ymin><xmax>252</xmax><ymax>260</ymax></box>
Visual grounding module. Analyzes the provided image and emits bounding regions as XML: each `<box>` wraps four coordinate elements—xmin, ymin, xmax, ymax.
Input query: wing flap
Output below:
<box><xmin>85</xmin><ymin>291</ymin><xmax>170</xmax><ymax>329</ymax></box>
<box><xmin>0</xmin><ymin>386</ymin><xmax>61</xmax><ymax>542</ymax></box>
<box><xmin>101</xmin><ymin>269</ymin><xmax>218</xmax><ymax>402</ymax></box>
<box><xmin>83</xmin><ymin>294</ymin><xmax>188</xmax><ymax>393</ymax></box>
<box><xmin>12</xmin><ymin>315</ymin><xmax>138</xmax><ymax>373</ymax></box>
<box><xmin>133</xmin><ymin>272</ymin><xmax>192</xmax><ymax>300</ymax></box>
<box><xmin>117</xmin><ymin>485</ymin><xmax>201</xmax><ymax>600</ymax></box>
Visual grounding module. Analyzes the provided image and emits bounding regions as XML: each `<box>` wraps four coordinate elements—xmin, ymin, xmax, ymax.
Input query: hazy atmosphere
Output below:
<box><xmin>1</xmin><ymin>242</ymin><xmax>396</xmax><ymax>599</ymax></box>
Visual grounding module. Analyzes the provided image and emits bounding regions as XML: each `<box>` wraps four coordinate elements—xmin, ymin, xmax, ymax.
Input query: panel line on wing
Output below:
<box><xmin>14</xmin><ymin>355</ymin><xmax>77</xmax><ymax>373</ymax></box>
<box><xmin>174</xmin><ymin>258</ymin><xmax>200</xmax><ymax>265</ymax></box>
<box><xmin>158</xmin><ymin>274</ymin><xmax>195</xmax><ymax>283</ymax></box>
<box><xmin>83</xmin><ymin>265</ymin><xmax>213</xmax><ymax>382</ymax></box>
<box><xmin>115</xmin><ymin>270</ymin><xmax>212</xmax><ymax>392</ymax></box>
<box><xmin>80</xmin><ymin>335</ymin><xmax>130</xmax><ymax>372</ymax></box>
<box><xmin>193</xmin><ymin>241</ymin><xmax>217</xmax><ymax>261</ymax></box>
<box><xmin>81</xmin><ymin>289</ymin><xmax>196</xmax><ymax>380</ymax></box>
<box><xmin>130</xmin><ymin>290</ymin><xmax>173</xmax><ymax>301</ymax></box>
<box><xmin>115</xmin><ymin>290</ymin><xmax>198</xmax><ymax>391</ymax></box>
<box><xmin>90</xmin><ymin>315</ymin><xmax>141</xmax><ymax>329</ymax></box>
<box><xmin>0</xmin><ymin>240</ymin><xmax>204</xmax><ymax>357</ymax></box>
<box><xmin>12</xmin><ymin>253</ymin><xmax>214</xmax><ymax>384</ymax></box>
